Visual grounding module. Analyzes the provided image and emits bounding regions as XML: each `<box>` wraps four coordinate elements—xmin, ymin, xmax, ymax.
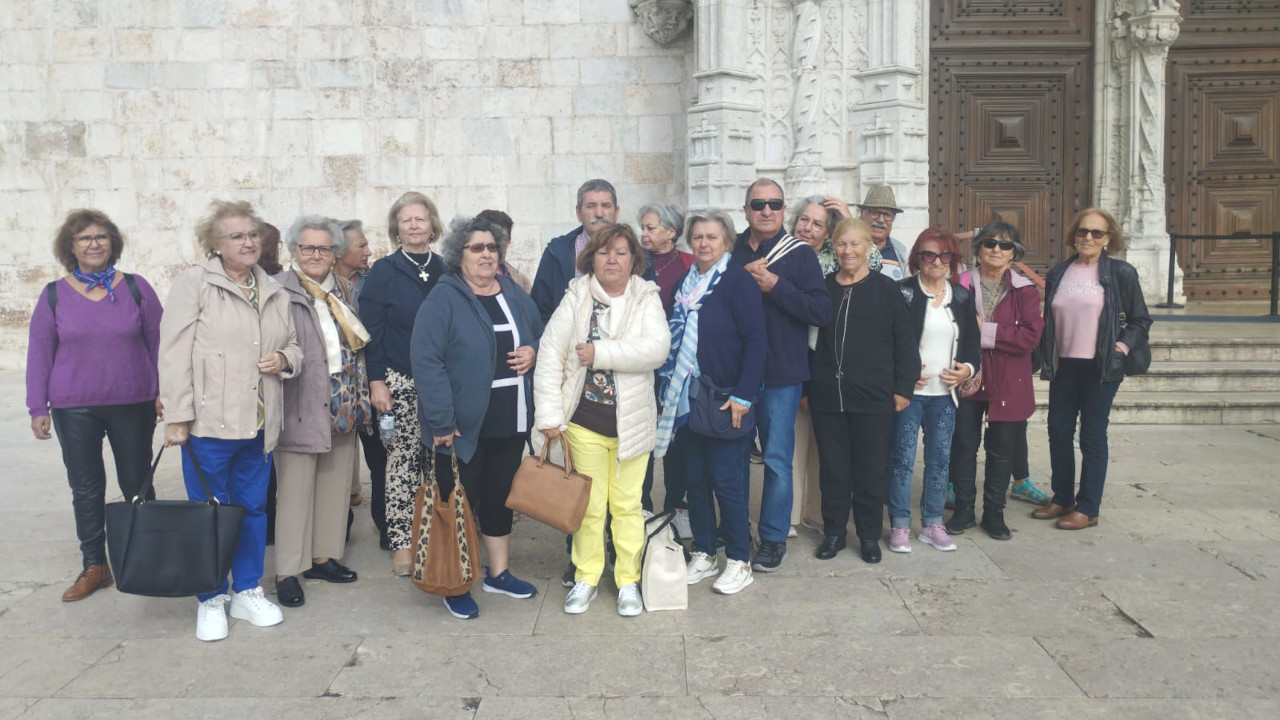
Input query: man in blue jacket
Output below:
<box><xmin>530</xmin><ymin>179</ymin><xmax>622</xmax><ymax>323</ymax></box>
<box><xmin>732</xmin><ymin>178</ymin><xmax>833</xmax><ymax>572</ymax></box>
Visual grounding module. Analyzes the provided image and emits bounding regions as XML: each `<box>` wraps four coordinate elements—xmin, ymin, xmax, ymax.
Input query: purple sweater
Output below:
<box><xmin>26</xmin><ymin>276</ymin><xmax>163</xmax><ymax>417</ymax></box>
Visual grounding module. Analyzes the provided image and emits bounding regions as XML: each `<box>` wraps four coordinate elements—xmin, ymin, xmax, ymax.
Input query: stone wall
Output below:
<box><xmin>0</xmin><ymin>0</ymin><xmax>691</xmax><ymax>367</ymax></box>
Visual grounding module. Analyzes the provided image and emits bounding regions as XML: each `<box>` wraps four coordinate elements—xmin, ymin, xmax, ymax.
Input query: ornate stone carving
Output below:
<box><xmin>785</xmin><ymin>0</ymin><xmax>825</xmax><ymax>193</ymax></box>
<box><xmin>630</xmin><ymin>0</ymin><xmax>695</xmax><ymax>45</ymax></box>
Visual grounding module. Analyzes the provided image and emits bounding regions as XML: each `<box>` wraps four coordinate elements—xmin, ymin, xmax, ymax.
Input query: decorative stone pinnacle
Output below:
<box><xmin>630</xmin><ymin>0</ymin><xmax>694</xmax><ymax>46</ymax></box>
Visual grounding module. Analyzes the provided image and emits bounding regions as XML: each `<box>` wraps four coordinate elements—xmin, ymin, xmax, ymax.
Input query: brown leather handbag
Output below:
<box><xmin>505</xmin><ymin>435</ymin><xmax>593</xmax><ymax>534</ymax></box>
<box><xmin>411</xmin><ymin>452</ymin><xmax>480</xmax><ymax>597</ymax></box>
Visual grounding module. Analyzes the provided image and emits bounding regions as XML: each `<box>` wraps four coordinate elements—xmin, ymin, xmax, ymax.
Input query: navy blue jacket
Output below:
<box><xmin>691</xmin><ymin>262</ymin><xmax>767</xmax><ymax>403</ymax></box>
<box><xmin>410</xmin><ymin>273</ymin><xmax>544</xmax><ymax>464</ymax></box>
<box><xmin>731</xmin><ymin>228</ymin><xmax>832</xmax><ymax>386</ymax></box>
<box><xmin>359</xmin><ymin>250</ymin><xmax>444</xmax><ymax>382</ymax></box>
<box><xmin>531</xmin><ymin>225</ymin><xmax>657</xmax><ymax>324</ymax></box>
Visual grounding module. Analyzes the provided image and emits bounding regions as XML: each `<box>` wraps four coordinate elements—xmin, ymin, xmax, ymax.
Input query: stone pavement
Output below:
<box><xmin>2</xmin><ymin>369</ymin><xmax>1279</xmax><ymax>719</ymax></box>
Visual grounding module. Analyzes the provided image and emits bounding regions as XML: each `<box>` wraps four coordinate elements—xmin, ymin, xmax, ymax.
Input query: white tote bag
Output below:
<box><xmin>641</xmin><ymin>511</ymin><xmax>688</xmax><ymax>611</ymax></box>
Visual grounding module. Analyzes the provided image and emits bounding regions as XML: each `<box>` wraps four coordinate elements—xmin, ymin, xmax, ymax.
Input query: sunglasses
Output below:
<box><xmin>980</xmin><ymin>239</ymin><xmax>1016</xmax><ymax>251</ymax></box>
<box><xmin>919</xmin><ymin>251</ymin><xmax>955</xmax><ymax>264</ymax></box>
<box><xmin>1075</xmin><ymin>228</ymin><xmax>1109</xmax><ymax>240</ymax></box>
<box><xmin>466</xmin><ymin>242</ymin><xmax>500</xmax><ymax>254</ymax></box>
<box><xmin>748</xmin><ymin>198</ymin><xmax>785</xmax><ymax>212</ymax></box>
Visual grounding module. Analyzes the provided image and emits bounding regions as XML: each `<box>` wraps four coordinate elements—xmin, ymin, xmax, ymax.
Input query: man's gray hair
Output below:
<box><xmin>334</xmin><ymin>219</ymin><xmax>364</xmax><ymax>258</ymax></box>
<box><xmin>789</xmin><ymin>195</ymin><xmax>840</xmax><ymax>242</ymax></box>
<box><xmin>685</xmin><ymin>209</ymin><xmax>737</xmax><ymax>252</ymax></box>
<box><xmin>744</xmin><ymin>177</ymin><xmax>785</xmax><ymax>206</ymax></box>
<box><xmin>638</xmin><ymin>202</ymin><xmax>686</xmax><ymax>237</ymax></box>
<box><xmin>284</xmin><ymin>214</ymin><xmax>348</xmax><ymax>257</ymax></box>
<box><xmin>439</xmin><ymin>216</ymin><xmax>511</xmax><ymax>271</ymax></box>
<box><xmin>576</xmin><ymin>178</ymin><xmax>618</xmax><ymax>209</ymax></box>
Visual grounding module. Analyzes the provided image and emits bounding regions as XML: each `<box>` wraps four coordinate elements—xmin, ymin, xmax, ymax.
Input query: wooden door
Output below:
<box><xmin>929</xmin><ymin>1</ymin><xmax>1094</xmax><ymax>274</ymax></box>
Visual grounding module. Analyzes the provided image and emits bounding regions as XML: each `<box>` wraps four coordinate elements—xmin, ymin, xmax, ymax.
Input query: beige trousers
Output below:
<box><xmin>274</xmin><ymin>432</ymin><xmax>358</xmax><ymax>577</ymax></box>
<box><xmin>792</xmin><ymin>404</ymin><xmax>823</xmax><ymax>528</ymax></box>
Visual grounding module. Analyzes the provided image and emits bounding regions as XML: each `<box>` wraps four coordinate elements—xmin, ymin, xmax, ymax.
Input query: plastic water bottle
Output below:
<box><xmin>378</xmin><ymin>413</ymin><xmax>395</xmax><ymax>445</ymax></box>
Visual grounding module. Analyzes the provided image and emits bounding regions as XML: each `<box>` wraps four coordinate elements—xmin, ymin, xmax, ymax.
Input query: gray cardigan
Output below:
<box><xmin>410</xmin><ymin>273</ymin><xmax>544</xmax><ymax>464</ymax></box>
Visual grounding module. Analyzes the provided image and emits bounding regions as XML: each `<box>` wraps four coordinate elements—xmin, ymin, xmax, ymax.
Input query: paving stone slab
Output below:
<box><xmin>0</xmin><ymin>698</ymin><xmax>35</xmax><ymax>720</ymax></box>
<box><xmin>533</xmin><ymin>574</ymin><xmax>919</xmax><ymax>637</ymax></box>
<box><xmin>0</xmin><ymin>583</ymin><xmax>193</xmax><ymax>639</ymax></box>
<box><xmin>20</xmin><ymin>696</ymin><xmax>477</xmax><ymax>719</ymax></box>
<box><xmin>474</xmin><ymin>695</ymin><xmax>891</xmax><ymax>719</ymax></box>
<box><xmin>0</xmin><ymin>541</ymin><xmax>85</xmax><ymax>584</ymax></box>
<box><xmin>978</xmin><ymin>538</ymin><xmax>1248</xmax><ymax>584</ymax></box>
<box><xmin>886</xmin><ymin>697</ymin><xmax>1280</xmax><ymax>719</ymax></box>
<box><xmin>1039</xmin><ymin>637</ymin><xmax>1280</xmax><ymax>698</ymax></box>
<box><xmin>56</xmin><ymin>636</ymin><xmax>360</xmax><ymax>699</ymax></box>
<box><xmin>683</xmin><ymin>635</ymin><xmax>1082</xmax><ymax>698</ymax></box>
<box><xmin>1194</xmin><ymin>509</ymin><xmax>1280</xmax><ymax>540</ymax></box>
<box><xmin>330</xmin><ymin>634</ymin><xmax>686</xmax><ymax>698</ymax></box>
<box><xmin>894</xmin><ymin>580</ymin><xmax>1141</xmax><ymax>638</ymax></box>
<box><xmin>0</xmin><ymin>638</ymin><xmax>119</xmax><ymax>698</ymax></box>
<box><xmin>1194</xmin><ymin>540</ymin><xmax>1280</xmax><ymax>581</ymax></box>
<box><xmin>1098</xmin><ymin>579</ymin><xmax>1280</xmax><ymax>639</ymax></box>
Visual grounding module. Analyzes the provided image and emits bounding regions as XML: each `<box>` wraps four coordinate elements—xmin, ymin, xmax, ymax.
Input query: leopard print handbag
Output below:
<box><xmin>410</xmin><ymin>449</ymin><xmax>480</xmax><ymax>597</ymax></box>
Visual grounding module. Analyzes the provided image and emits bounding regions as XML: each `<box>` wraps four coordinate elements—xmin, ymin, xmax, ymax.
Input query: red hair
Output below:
<box><xmin>908</xmin><ymin>227</ymin><xmax>961</xmax><ymax>283</ymax></box>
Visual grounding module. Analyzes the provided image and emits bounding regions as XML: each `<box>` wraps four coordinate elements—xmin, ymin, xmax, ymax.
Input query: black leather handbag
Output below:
<box><xmin>688</xmin><ymin>374</ymin><xmax>756</xmax><ymax>440</ymax></box>
<box><xmin>105</xmin><ymin>446</ymin><xmax>245</xmax><ymax>597</ymax></box>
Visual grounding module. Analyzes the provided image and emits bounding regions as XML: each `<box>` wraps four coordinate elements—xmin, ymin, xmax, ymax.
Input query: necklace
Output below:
<box><xmin>233</xmin><ymin>272</ymin><xmax>257</xmax><ymax>290</ymax></box>
<box><xmin>652</xmin><ymin>249</ymin><xmax>682</xmax><ymax>276</ymax></box>
<box><xmin>400</xmin><ymin>247</ymin><xmax>434</xmax><ymax>283</ymax></box>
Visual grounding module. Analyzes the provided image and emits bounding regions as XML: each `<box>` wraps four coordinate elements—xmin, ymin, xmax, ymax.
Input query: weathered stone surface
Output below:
<box><xmin>894</xmin><ymin>579</ymin><xmax>1142</xmax><ymax>638</ymax></box>
<box><xmin>0</xmin><ymin>638</ymin><xmax>119</xmax><ymax>698</ymax></box>
<box><xmin>1099</xmin><ymin>578</ymin><xmax>1280</xmax><ymax>639</ymax></box>
<box><xmin>19</xmin><ymin>697</ymin><xmax>476</xmax><ymax>719</ymax></box>
<box><xmin>1040</xmin><ymin>637</ymin><xmax>1280</xmax><ymax>698</ymax></box>
<box><xmin>886</xmin><ymin>698</ymin><xmax>1280</xmax><ymax>720</ymax></box>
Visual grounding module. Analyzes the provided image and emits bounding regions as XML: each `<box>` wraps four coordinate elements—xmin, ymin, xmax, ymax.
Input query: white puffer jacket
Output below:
<box><xmin>533</xmin><ymin>274</ymin><xmax>671</xmax><ymax>461</ymax></box>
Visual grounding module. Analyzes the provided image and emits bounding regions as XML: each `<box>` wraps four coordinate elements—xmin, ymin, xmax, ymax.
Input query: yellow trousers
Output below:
<box><xmin>566</xmin><ymin>423</ymin><xmax>648</xmax><ymax>588</ymax></box>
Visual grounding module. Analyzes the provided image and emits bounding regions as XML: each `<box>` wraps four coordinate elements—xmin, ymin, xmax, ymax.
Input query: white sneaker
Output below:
<box><xmin>686</xmin><ymin>551</ymin><xmax>720</xmax><ymax>585</ymax></box>
<box><xmin>229</xmin><ymin>586</ymin><xmax>284</xmax><ymax>627</ymax></box>
<box><xmin>617</xmin><ymin>583</ymin><xmax>643</xmax><ymax>617</ymax></box>
<box><xmin>672</xmin><ymin>509</ymin><xmax>693</xmax><ymax>540</ymax></box>
<box><xmin>564</xmin><ymin>580</ymin><xmax>597</xmax><ymax>614</ymax></box>
<box><xmin>787</xmin><ymin>525</ymin><xmax>798</xmax><ymax>538</ymax></box>
<box><xmin>712</xmin><ymin>559</ymin><xmax>754</xmax><ymax>595</ymax></box>
<box><xmin>195</xmin><ymin>594</ymin><xmax>230</xmax><ymax>642</ymax></box>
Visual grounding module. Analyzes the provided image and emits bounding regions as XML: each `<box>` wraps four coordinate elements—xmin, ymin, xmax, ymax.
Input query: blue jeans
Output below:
<box><xmin>681</xmin><ymin>426</ymin><xmax>753</xmax><ymax>562</ymax></box>
<box><xmin>1047</xmin><ymin>358</ymin><xmax>1121</xmax><ymax>517</ymax></box>
<box><xmin>888</xmin><ymin>394</ymin><xmax>955</xmax><ymax>528</ymax></box>
<box><xmin>182</xmin><ymin>433</ymin><xmax>271</xmax><ymax>602</ymax></box>
<box><xmin>755</xmin><ymin>383</ymin><xmax>802</xmax><ymax>543</ymax></box>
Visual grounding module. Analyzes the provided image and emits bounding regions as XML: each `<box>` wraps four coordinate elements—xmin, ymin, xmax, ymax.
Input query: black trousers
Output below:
<box><xmin>50</xmin><ymin>401</ymin><xmax>156</xmax><ymax>568</ymax></box>
<box><xmin>435</xmin><ymin>435</ymin><xmax>525</xmax><ymax>538</ymax></box>
<box><xmin>640</xmin><ymin>428</ymin><xmax>689</xmax><ymax>514</ymax></box>
<box><xmin>949</xmin><ymin>399</ymin><xmax>1025</xmax><ymax>515</ymax></box>
<box><xmin>812</xmin><ymin>411</ymin><xmax>893</xmax><ymax>541</ymax></box>
<box><xmin>358</xmin><ymin>428</ymin><xmax>389</xmax><ymax>532</ymax></box>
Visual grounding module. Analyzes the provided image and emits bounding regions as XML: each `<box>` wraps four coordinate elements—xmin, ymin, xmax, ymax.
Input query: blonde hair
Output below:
<box><xmin>194</xmin><ymin>199</ymin><xmax>263</xmax><ymax>259</ymax></box>
<box><xmin>831</xmin><ymin>217</ymin><xmax>872</xmax><ymax>246</ymax></box>
<box><xmin>386</xmin><ymin>191</ymin><xmax>444</xmax><ymax>247</ymax></box>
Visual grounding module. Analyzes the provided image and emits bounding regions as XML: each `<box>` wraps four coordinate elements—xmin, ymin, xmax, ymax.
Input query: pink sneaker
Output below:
<box><xmin>919</xmin><ymin>524</ymin><xmax>957</xmax><ymax>552</ymax></box>
<box><xmin>888</xmin><ymin>527</ymin><xmax>911</xmax><ymax>553</ymax></box>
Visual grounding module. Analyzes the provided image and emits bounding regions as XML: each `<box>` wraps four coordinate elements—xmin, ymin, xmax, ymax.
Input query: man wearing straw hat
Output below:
<box><xmin>857</xmin><ymin>185</ymin><xmax>911</xmax><ymax>281</ymax></box>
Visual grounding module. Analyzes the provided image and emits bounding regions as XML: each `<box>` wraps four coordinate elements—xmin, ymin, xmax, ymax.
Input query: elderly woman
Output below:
<box><xmin>657</xmin><ymin>210</ymin><xmax>766</xmax><ymax>596</ymax></box>
<box><xmin>885</xmin><ymin>229</ymin><xmax>979</xmax><ymax>553</ymax></box>
<box><xmin>359</xmin><ymin>191</ymin><xmax>447</xmax><ymax>573</ymax></box>
<box><xmin>26</xmin><ymin>209</ymin><xmax>163</xmax><ymax>603</ymax></box>
<box><xmin>535</xmin><ymin>224</ymin><xmax>670</xmax><ymax>616</ymax></box>
<box><xmin>160</xmin><ymin>199</ymin><xmax>302</xmax><ymax>641</ymax></box>
<box><xmin>269</xmin><ymin>216</ymin><xmax>371</xmax><ymax>607</ymax></box>
<box><xmin>810</xmin><ymin>219</ymin><xmax>918</xmax><ymax>564</ymax></box>
<box><xmin>411</xmin><ymin>216</ymin><xmax>543</xmax><ymax>620</ymax></box>
<box><xmin>1035</xmin><ymin>209</ymin><xmax>1151</xmax><ymax>530</ymax></box>
<box><xmin>945</xmin><ymin>222</ymin><xmax>1043</xmax><ymax>540</ymax></box>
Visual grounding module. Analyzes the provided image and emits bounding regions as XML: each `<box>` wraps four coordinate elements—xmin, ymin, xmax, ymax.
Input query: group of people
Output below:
<box><xmin>26</xmin><ymin>177</ymin><xmax>1151</xmax><ymax>641</ymax></box>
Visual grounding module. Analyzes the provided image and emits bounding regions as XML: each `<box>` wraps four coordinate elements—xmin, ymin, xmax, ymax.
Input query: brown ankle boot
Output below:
<box><xmin>62</xmin><ymin>564</ymin><xmax>113</xmax><ymax>602</ymax></box>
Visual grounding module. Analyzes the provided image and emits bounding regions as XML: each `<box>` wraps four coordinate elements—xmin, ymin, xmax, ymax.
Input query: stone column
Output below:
<box><xmin>784</xmin><ymin>0</ymin><xmax>827</xmax><ymax>197</ymax></box>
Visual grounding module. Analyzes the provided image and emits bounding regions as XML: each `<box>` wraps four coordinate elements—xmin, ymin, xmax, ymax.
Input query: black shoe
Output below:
<box><xmin>276</xmin><ymin>576</ymin><xmax>304</xmax><ymax>607</ymax></box>
<box><xmin>378</xmin><ymin>530</ymin><xmax>391</xmax><ymax>551</ymax></box>
<box><xmin>859</xmin><ymin>538</ymin><xmax>881</xmax><ymax>564</ymax></box>
<box><xmin>303</xmin><ymin>559</ymin><xmax>358</xmax><ymax>583</ymax></box>
<box><xmin>815</xmin><ymin>535</ymin><xmax>846</xmax><ymax>560</ymax></box>
<box><xmin>752</xmin><ymin>540</ymin><xmax>786</xmax><ymax>572</ymax></box>
<box><xmin>945</xmin><ymin>507</ymin><xmax>977</xmax><ymax>535</ymax></box>
<box><xmin>980</xmin><ymin>512</ymin><xmax>1012</xmax><ymax>541</ymax></box>
<box><xmin>561</xmin><ymin>561</ymin><xmax>576</xmax><ymax>588</ymax></box>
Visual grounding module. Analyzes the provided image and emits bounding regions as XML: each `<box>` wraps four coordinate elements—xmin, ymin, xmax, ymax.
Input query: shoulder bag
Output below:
<box><xmin>640</xmin><ymin>511</ymin><xmax>688</xmax><ymax>611</ymax></box>
<box><xmin>411</xmin><ymin>451</ymin><xmax>481</xmax><ymax>597</ymax></box>
<box><xmin>506</xmin><ymin>435</ymin><xmax>592</xmax><ymax>534</ymax></box>
<box><xmin>688</xmin><ymin>373</ymin><xmax>756</xmax><ymax>440</ymax></box>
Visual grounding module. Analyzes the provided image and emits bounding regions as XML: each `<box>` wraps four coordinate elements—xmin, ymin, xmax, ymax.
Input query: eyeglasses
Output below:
<box><xmin>863</xmin><ymin>209</ymin><xmax>896</xmax><ymax>220</ymax></box>
<box><xmin>1075</xmin><ymin>228</ymin><xmax>1109</xmax><ymax>240</ymax></box>
<box><xmin>296</xmin><ymin>245</ymin><xmax>334</xmax><ymax>257</ymax></box>
<box><xmin>748</xmin><ymin>199</ymin><xmax>785</xmax><ymax>212</ymax></box>
<box><xmin>222</xmin><ymin>231</ymin><xmax>261</xmax><ymax>244</ymax></box>
<box><xmin>466</xmin><ymin>243</ymin><xmax>500</xmax><ymax>254</ymax></box>
<box><xmin>919</xmin><ymin>251</ymin><xmax>955</xmax><ymax>265</ymax></box>
<box><xmin>980</xmin><ymin>239</ymin><xmax>1017</xmax><ymax>251</ymax></box>
<box><xmin>73</xmin><ymin>234</ymin><xmax>110</xmax><ymax>247</ymax></box>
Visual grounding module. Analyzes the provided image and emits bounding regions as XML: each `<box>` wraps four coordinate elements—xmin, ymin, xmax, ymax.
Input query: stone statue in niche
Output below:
<box><xmin>786</xmin><ymin>0</ymin><xmax>826</xmax><ymax>193</ymax></box>
<box><xmin>629</xmin><ymin>0</ymin><xmax>695</xmax><ymax>45</ymax></box>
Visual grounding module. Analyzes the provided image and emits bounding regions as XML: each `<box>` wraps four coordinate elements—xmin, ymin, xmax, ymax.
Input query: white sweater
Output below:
<box><xmin>533</xmin><ymin>274</ymin><xmax>672</xmax><ymax>461</ymax></box>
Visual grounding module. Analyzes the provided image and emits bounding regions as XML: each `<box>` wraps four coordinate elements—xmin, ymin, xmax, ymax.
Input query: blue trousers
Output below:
<box><xmin>1047</xmin><ymin>358</ymin><xmax>1121</xmax><ymax>517</ymax></box>
<box><xmin>755</xmin><ymin>383</ymin><xmax>802</xmax><ymax>543</ymax></box>
<box><xmin>183</xmin><ymin>433</ymin><xmax>271</xmax><ymax>602</ymax></box>
<box><xmin>888</xmin><ymin>394</ymin><xmax>955</xmax><ymax>528</ymax></box>
<box><xmin>681</xmin><ymin>426</ymin><xmax>753</xmax><ymax>563</ymax></box>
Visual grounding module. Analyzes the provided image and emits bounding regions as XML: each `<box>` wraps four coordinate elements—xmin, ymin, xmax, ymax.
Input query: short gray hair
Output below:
<box><xmin>638</xmin><ymin>202</ymin><xmax>686</xmax><ymax>237</ymax></box>
<box><xmin>685</xmin><ymin>209</ymin><xmax>737</xmax><ymax>252</ymax></box>
<box><xmin>284</xmin><ymin>215</ymin><xmax>348</xmax><ymax>257</ymax></box>
<box><xmin>789</xmin><ymin>195</ymin><xmax>840</xmax><ymax>242</ymax></box>
<box><xmin>440</xmin><ymin>216</ymin><xmax>511</xmax><ymax>271</ymax></box>
<box><xmin>743</xmin><ymin>177</ymin><xmax>784</xmax><ymax>206</ymax></box>
<box><xmin>576</xmin><ymin>178</ymin><xmax>617</xmax><ymax>209</ymax></box>
<box><xmin>335</xmin><ymin>219</ymin><xmax>364</xmax><ymax>258</ymax></box>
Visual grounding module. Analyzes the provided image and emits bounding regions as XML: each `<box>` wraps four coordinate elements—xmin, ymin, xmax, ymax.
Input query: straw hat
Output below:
<box><xmin>856</xmin><ymin>185</ymin><xmax>903</xmax><ymax>214</ymax></box>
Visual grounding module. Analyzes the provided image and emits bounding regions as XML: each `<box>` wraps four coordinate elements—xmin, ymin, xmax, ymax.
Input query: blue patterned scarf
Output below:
<box><xmin>655</xmin><ymin>254</ymin><xmax>729</xmax><ymax>457</ymax></box>
<box><xmin>73</xmin><ymin>266</ymin><xmax>117</xmax><ymax>303</ymax></box>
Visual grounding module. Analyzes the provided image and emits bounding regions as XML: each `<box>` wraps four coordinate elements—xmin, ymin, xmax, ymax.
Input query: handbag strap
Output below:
<box><xmin>131</xmin><ymin>446</ymin><xmax>166</xmax><ymax>503</ymax></box>
<box><xmin>178</xmin><ymin>445</ymin><xmax>222</xmax><ymax>505</ymax></box>
<box><xmin>639</xmin><ymin>510</ymin><xmax>680</xmax><ymax>569</ymax></box>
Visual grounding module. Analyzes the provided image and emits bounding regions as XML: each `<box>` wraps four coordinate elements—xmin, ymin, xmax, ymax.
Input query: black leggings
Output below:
<box><xmin>50</xmin><ymin>401</ymin><xmax>156</xmax><ymax>567</ymax></box>
<box><xmin>434</xmin><ymin>435</ymin><xmax>525</xmax><ymax>537</ymax></box>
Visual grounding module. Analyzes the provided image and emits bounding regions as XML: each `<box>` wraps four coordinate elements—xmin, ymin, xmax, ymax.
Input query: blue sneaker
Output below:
<box><xmin>482</xmin><ymin>567</ymin><xmax>537</xmax><ymax>599</ymax></box>
<box><xmin>442</xmin><ymin>592</ymin><xmax>479</xmax><ymax>619</ymax></box>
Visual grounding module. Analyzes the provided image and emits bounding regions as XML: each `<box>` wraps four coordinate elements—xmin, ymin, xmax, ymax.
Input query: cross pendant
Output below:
<box><xmin>419</xmin><ymin>271</ymin><xmax>430</xmax><ymax>283</ymax></box>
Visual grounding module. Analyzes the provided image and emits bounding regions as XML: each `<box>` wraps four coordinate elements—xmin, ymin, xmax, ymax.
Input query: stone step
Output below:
<box><xmin>1117</xmin><ymin>362</ymin><xmax>1280</xmax><ymax>393</ymax></box>
<box><xmin>1150</xmin><ymin>338</ymin><xmax>1280</xmax><ymax>363</ymax></box>
<box><xmin>1032</xmin><ymin>391</ymin><xmax>1280</xmax><ymax>425</ymax></box>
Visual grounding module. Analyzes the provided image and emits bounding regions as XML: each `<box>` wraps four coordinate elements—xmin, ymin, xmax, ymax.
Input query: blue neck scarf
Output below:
<box><xmin>73</xmin><ymin>266</ymin><xmax>117</xmax><ymax>303</ymax></box>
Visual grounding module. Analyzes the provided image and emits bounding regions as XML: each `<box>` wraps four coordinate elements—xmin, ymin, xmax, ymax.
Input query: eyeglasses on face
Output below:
<box><xmin>919</xmin><ymin>251</ymin><xmax>955</xmax><ymax>264</ymax></box>
<box><xmin>863</xmin><ymin>208</ymin><xmax>895</xmax><ymax>220</ymax></box>
<box><xmin>466</xmin><ymin>242</ymin><xmax>500</xmax><ymax>254</ymax></box>
<box><xmin>980</xmin><ymin>239</ymin><xmax>1016</xmax><ymax>251</ymax></box>
<box><xmin>296</xmin><ymin>245</ymin><xmax>334</xmax><ymax>257</ymax></box>
<box><xmin>748</xmin><ymin>198</ymin><xmax>785</xmax><ymax>212</ymax></box>
<box><xmin>222</xmin><ymin>231</ymin><xmax>261</xmax><ymax>244</ymax></box>
<box><xmin>73</xmin><ymin>234</ymin><xmax>110</xmax><ymax>247</ymax></box>
<box><xmin>1075</xmin><ymin>228</ymin><xmax>1109</xmax><ymax>240</ymax></box>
